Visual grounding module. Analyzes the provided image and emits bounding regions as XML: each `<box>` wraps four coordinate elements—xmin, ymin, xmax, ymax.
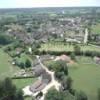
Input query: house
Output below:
<box><xmin>30</xmin><ymin>80</ymin><xmax>46</xmax><ymax>93</ymax></box>
<box><xmin>30</xmin><ymin>69</ymin><xmax>51</xmax><ymax>93</ymax></box>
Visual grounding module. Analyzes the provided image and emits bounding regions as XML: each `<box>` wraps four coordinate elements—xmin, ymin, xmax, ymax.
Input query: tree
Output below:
<box><xmin>48</xmin><ymin>60</ymin><xmax>68</xmax><ymax>80</ymax></box>
<box><xmin>45</xmin><ymin>88</ymin><xmax>74</xmax><ymax>100</ymax></box>
<box><xmin>70</xmin><ymin>52</ymin><xmax>76</xmax><ymax>61</ymax></box>
<box><xmin>61</xmin><ymin>76</ymin><xmax>73</xmax><ymax>91</ymax></box>
<box><xmin>0</xmin><ymin>78</ymin><xmax>24</xmax><ymax>100</ymax></box>
<box><xmin>45</xmin><ymin>88</ymin><xmax>62</xmax><ymax>100</ymax></box>
<box><xmin>0</xmin><ymin>34</ymin><xmax>13</xmax><ymax>45</ymax></box>
<box><xmin>98</xmin><ymin>88</ymin><xmax>100</xmax><ymax>100</ymax></box>
<box><xmin>15</xmin><ymin>89</ymin><xmax>24</xmax><ymax>100</ymax></box>
<box><xmin>25</xmin><ymin>59</ymin><xmax>31</xmax><ymax>68</ymax></box>
<box><xmin>76</xmin><ymin>91</ymin><xmax>88</xmax><ymax>100</ymax></box>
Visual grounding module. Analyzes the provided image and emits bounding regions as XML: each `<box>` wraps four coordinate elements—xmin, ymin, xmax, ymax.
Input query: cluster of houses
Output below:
<box><xmin>6</xmin><ymin>15</ymin><xmax>90</xmax><ymax>45</ymax></box>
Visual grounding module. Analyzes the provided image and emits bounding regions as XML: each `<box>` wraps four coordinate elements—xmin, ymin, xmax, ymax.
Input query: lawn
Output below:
<box><xmin>40</xmin><ymin>42</ymin><xmax>100</xmax><ymax>52</ymax></box>
<box><xmin>24</xmin><ymin>97</ymin><xmax>32</xmax><ymax>100</ymax></box>
<box><xmin>12</xmin><ymin>78</ymin><xmax>37</xmax><ymax>89</ymax></box>
<box><xmin>0</xmin><ymin>48</ymin><xmax>20</xmax><ymax>80</ymax></box>
<box><xmin>69</xmin><ymin>56</ymin><xmax>100</xmax><ymax>100</ymax></box>
<box><xmin>91</xmin><ymin>23</ymin><xmax>100</xmax><ymax>34</ymax></box>
<box><xmin>15</xmin><ymin>53</ymin><xmax>33</xmax><ymax>64</ymax></box>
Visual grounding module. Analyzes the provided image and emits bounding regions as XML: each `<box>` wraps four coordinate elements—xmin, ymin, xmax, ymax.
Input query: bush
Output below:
<box><xmin>70</xmin><ymin>52</ymin><xmax>76</xmax><ymax>60</ymax></box>
<box><xmin>25</xmin><ymin>59</ymin><xmax>31</xmax><ymax>68</ymax></box>
<box><xmin>0</xmin><ymin>34</ymin><xmax>13</xmax><ymax>45</ymax></box>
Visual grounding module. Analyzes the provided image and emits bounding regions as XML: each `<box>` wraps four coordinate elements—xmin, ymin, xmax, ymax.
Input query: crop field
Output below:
<box><xmin>40</xmin><ymin>42</ymin><xmax>100</xmax><ymax>52</ymax></box>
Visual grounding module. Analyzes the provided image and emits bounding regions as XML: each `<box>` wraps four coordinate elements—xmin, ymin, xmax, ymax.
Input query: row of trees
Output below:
<box><xmin>45</xmin><ymin>88</ymin><xmax>88</xmax><ymax>100</ymax></box>
<box><xmin>45</xmin><ymin>83</ymin><xmax>100</xmax><ymax>100</ymax></box>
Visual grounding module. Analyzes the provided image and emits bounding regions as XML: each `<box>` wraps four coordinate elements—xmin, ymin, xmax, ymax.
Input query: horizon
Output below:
<box><xmin>0</xmin><ymin>0</ymin><xmax>100</xmax><ymax>9</ymax></box>
<box><xmin>0</xmin><ymin>6</ymin><xmax>100</xmax><ymax>10</ymax></box>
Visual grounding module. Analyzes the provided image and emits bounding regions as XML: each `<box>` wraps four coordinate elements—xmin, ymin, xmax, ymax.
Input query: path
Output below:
<box><xmin>36</xmin><ymin>55</ymin><xmax>61</xmax><ymax>99</ymax></box>
<box><xmin>23</xmin><ymin>55</ymin><xmax>61</xmax><ymax>100</ymax></box>
<box><xmin>84</xmin><ymin>28</ymin><xmax>89</xmax><ymax>44</ymax></box>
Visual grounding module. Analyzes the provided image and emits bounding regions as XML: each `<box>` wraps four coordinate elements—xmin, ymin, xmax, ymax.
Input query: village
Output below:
<box><xmin>0</xmin><ymin>7</ymin><xmax>100</xmax><ymax>100</ymax></box>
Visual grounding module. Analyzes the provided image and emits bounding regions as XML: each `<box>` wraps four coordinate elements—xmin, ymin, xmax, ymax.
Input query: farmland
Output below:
<box><xmin>40</xmin><ymin>42</ymin><xmax>100</xmax><ymax>52</ymax></box>
<box><xmin>69</xmin><ymin>56</ymin><xmax>100</xmax><ymax>100</ymax></box>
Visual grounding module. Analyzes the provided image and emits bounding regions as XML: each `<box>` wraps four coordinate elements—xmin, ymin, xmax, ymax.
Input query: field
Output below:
<box><xmin>40</xmin><ymin>42</ymin><xmax>100</xmax><ymax>52</ymax></box>
<box><xmin>91</xmin><ymin>23</ymin><xmax>100</xmax><ymax>34</ymax></box>
<box><xmin>69</xmin><ymin>56</ymin><xmax>100</xmax><ymax>100</ymax></box>
<box><xmin>0</xmin><ymin>48</ymin><xmax>20</xmax><ymax>80</ymax></box>
<box><xmin>12</xmin><ymin>78</ymin><xmax>37</xmax><ymax>89</ymax></box>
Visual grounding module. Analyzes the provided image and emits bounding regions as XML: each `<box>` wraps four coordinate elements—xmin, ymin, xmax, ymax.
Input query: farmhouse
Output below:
<box><xmin>30</xmin><ymin>71</ymin><xmax>51</xmax><ymax>93</ymax></box>
<box><xmin>30</xmin><ymin>80</ymin><xmax>46</xmax><ymax>93</ymax></box>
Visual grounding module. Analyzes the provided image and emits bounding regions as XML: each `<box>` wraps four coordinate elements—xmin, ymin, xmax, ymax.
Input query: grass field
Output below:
<box><xmin>12</xmin><ymin>78</ymin><xmax>37</xmax><ymax>89</ymax></box>
<box><xmin>69</xmin><ymin>56</ymin><xmax>100</xmax><ymax>100</ymax></box>
<box><xmin>40</xmin><ymin>42</ymin><xmax>100</xmax><ymax>52</ymax></box>
<box><xmin>0</xmin><ymin>48</ymin><xmax>20</xmax><ymax>80</ymax></box>
<box><xmin>91</xmin><ymin>23</ymin><xmax>100</xmax><ymax>34</ymax></box>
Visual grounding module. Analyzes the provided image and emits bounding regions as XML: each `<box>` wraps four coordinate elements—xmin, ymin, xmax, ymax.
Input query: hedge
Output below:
<box><xmin>39</xmin><ymin>50</ymin><xmax>100</xmax><ymax>57</ymax></box>
<box><xmin>11</xmin><ymin>76</ymin><xmax>36</xmax><ymax>79</ymax></box>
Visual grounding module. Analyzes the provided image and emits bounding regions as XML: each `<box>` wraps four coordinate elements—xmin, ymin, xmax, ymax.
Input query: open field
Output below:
<box><xmin>0</xmin><ymin>48</ymin><xmax>20</xmax><ymax>80</ymax></box>
<box><xmin>40</xmin><ymin>42</ymin><xmax>100</xmax><ymax>52</ymax></box>
<box><xmin>69</xmin><ymin>56</ymin><xmax>100</xmax><ymax>100</ymax></box>
<box><xmin>12</xmin><ymin>78</ymin><xmax>37</xmax><ymax>89</ymax></box>
<box><xmin>91</xmin><ymin>23</ymin><xmax>100</xmax><ymax>34</ymax></box>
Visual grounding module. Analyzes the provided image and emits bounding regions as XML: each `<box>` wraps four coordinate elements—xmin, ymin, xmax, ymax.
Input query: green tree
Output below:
<box><xmin>62</xmin><ymin>76</ymin><xmax>73</xmax><ymax>91</ymax></box>
<box><xmin>45</xmin><ymin>88</ymin><xmax>62</xmax><ymax>100</ymax></box>
<box><xmin>25</xmin><ymin>59</ymin><xmax>31</xmax><ymax>68</ymax></box>
<box><xmin>0</xmin><ymin>78</ymin><xmax>24</xmax><ymax>100</ymax></box>
<box><xmin>98</xmin><ymin>88</ymin><xmax>100</xmax><ymax>100</ymax></box>
<box><xmin>48</xmin><ymin>60</ymin><xmax>68</xmax><ymax>80</ymax></box>
<box><xmin>70</xmin><ymin>52</ymin><xmax>76</xmax><ymax>61</ymax></box>
<box><xmin>0</xmin><ymin>34</ymin><xmax>13</xmax><ymax>45</ymax></box>
<box><xmin>76</xmin><ymin>91</ymin><xmax>88</xmax><ymax>100</ymax></box>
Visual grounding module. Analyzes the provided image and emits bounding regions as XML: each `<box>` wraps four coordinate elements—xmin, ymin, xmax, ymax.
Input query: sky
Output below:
<box><xmin>0</xmin><ymin>0</ymin><xmax>100</xmax><ymax>8</ymax></box>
